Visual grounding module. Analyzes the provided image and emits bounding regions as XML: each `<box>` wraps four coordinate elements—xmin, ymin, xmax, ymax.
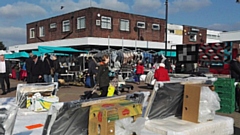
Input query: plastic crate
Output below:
<box><xmin>214</xmin><ymin>86</ymin><xmax>235</xmax><ymax>94</ymax></box>
<box><xmin>217</xmin><ymin>91</ymin><xmax>235</xmax><ymax>99</ymax></box>
<box><xmin>217</xmin><ymin>104</ymin><xmax>235</xmax><ymax>114</ymax></box>
<box><xmin>219</xmin><ymin>98</ymin><xmax>235</xmax><ymax>106</ymax></box>
<box><xmin>214</xmin><ymin>78</ymin><xmax>235</xmax><ymax>87</ymax></box>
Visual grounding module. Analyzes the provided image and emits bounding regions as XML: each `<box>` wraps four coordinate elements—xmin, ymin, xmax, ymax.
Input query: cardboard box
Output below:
<box><xmin>88</xmin><ymin>100</ymin><xmax>142</xmax><ymax>135</ymax></box>
<box><xmin>182</xmin><ymin>84</ymin><xmax>213</xmax><ymax>123</ymax></box>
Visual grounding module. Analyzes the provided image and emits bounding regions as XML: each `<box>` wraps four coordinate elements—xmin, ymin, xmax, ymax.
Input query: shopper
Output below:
<box><xmin>0</xmin><ymin>55</ymin><xmax>11</xmax><ymax>95</ymax></box>
<box><xmin>14</xmin><ymin>62</ymin><xmax>21</xmax><ymax>81</ymax></box>
<box><xmin>154</xmin><ymin>63</ymin><xmax>170</xmax><ymax>81</ymax></box>
<box><xmin>43</xmin><ymin>54</ymin><xmax>53</xmax><ymax>83</ymax></box>
<box><xmin>88</xmin><ymin>56</ymin><xmax>98</xmax><ymax>88</ymax></box>
<box><xmin>230</xmin><ymin>54</ymin><xmax>240</xmax><ymax>112</ymax></box>
<box><xmin>135</xmin><ymin>60</ymin><xmax>144</xmax><ymax>85</ymax></box>
<box><xmin>52</xmin><ymin>55</ymin><xmax>60</xmax><ymax>82</ymax></box>
<box><xmin>230</xmin><ymin>54</ymin><xmax>240</xmax><ymax>82</ymax></box>
<box><xmin>31</xmin><ymin>55</ymin><xmax>43</xmax><ymax>83</ymax></box>
<box><xmin>96</xmin><ymin>54</ymin><xmax>110</xmax><ymax>97</ymax></box>
<box><xmin>26</xmin><ymin>53</ymin><xmax>34</xmax><ymax>83</ymax></box>
<box><xmin>165</xmin><ymin>58</ymin><xmax>171</xmax><ymax>72</ymax></box>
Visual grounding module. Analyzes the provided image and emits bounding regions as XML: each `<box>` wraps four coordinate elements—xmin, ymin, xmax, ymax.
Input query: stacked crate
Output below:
<box><xmin>214</xmin><ymin>78</ymin><xmax>235</xmax><ymax>113</ymax></box>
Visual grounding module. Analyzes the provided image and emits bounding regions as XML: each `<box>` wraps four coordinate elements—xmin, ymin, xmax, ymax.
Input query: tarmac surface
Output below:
<box><xmin>1</xmin><ymin>79</ymin><xmax>240</xmax><ymax>134</ymax></box>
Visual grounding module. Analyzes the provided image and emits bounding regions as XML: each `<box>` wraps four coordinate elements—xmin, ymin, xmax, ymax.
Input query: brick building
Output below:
<box><xmin>27</xmin><ymin>7</ymin><xmax>166</xmax><ymax>44</ymax></box>
<box><xmin>9</xmin><ymin>7</ymin><xmax>223</xmax><ymax>52</ymax></box>
<box><xmin>182</xmin><ymin>25</ymin><xmax>207</xmax><ymax>44</ymax></box>
<box><xmin>27</xmin><ymin>7</ymin><xmax>208</xmax><ymax>45</ymax></box>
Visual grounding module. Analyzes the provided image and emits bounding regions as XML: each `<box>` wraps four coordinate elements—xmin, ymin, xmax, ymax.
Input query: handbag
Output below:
<box><xmin>46</xmin><ymin>59</ymin><xmax>54</xmax><ymax>75</ymax></box>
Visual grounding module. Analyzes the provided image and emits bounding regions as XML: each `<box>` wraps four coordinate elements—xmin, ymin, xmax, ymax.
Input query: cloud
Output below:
<box><xmin>0</xmin><ymin>2</ymin><xmax>47</xmax><ymax>19</ymax></box>
<box><xmin>132</xmin><ymin>0</ymin><xmax>162</xmax><ymax>14</ymax></box>
<box><xmin>40</xmin><ymin>0</ymin><xmax>129</xmax><ymax>13</ymax></box>
<box><xmin>172</xmin><ymin>0</ymin><xmax>211</xmax><ymax>12</ymax></box>
<box><xmin>99</xmin><ymin>0</ymin><xmax>130</xmax><ymax>11</ymax></box>
<box><xmin>40</xmin><ymin>0</ymin><xmax>95</xmax><ymax>13</ymax></box>
<box><xmin>0</xmin><ymin>27</ymin><xmax>26</xmax><ymax>46</ymax></box>
<box><xmin>207</xmin><ymin>22</ymin><xmax>240</xmax><ymax>31</ymax></box>
<box><xmin>158</xmin><ymin>0</ymin><xmax>211</xmax><ymax>15</ymax></box>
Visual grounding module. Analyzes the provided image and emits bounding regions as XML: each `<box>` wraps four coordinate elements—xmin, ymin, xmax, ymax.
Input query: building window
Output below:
<box><xmin>39</xmin><ymin>26</ymin><xmax>45</xmax><ymax>37</ymax></box>
<box><xmin>207</xmin><ymin>34</ymin><xmax>219</xmax><ymax>39</ymax></box>
<box><xmin>120</xmin><ymin>19</ymin><xmax>129</xmax><ymax>31</ymax></box>
<box><xmin>168</xmin><ymin>29</ymin><xmax>175</xmax><ymax>34</ymax></box>
<box><xmin>189</xmin><ymin>34</ymin><xmax>197</xmax><ymax>42</ymax></box>
<box><xmin>50</xmin><ymin>23</ymin><xmax>57</xmax><ymax>29</ymax></box>
<box><xmin>101</xmin><ymin>16</ymin><xmax>111</xmax><ymax>29</ymax></box>
<box><xmin>137</xmin><ymin>21</ymin><xmax>145</xmax><ymax>29</ymax></box>
<box><xmin>77</xmin><ymin>16</ymin><xmax>86</xmax><ymax>29</ymax></box>
<box><xmin>29</xmin><ymin>28</ymin><xmax>35</xmax><ymax>39</ymax></box>
<box><xmin>152</xmin><ymin>24</ymin><xmax>160</xmax><ymax>30</ymax></box>
<box><xmin>62</xmin><ymin>20</ymin><xmax>70</xmax><ymax>32</ymax></box>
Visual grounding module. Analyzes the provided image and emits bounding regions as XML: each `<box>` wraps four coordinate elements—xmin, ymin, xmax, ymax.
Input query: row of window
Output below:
<box><xmin>29</xmin><ymin>16</ymin><xmax>161</xmax><ymax>39</ymax></box>
<box><xmin>207</xmin><ymin>34</ymin><xmax>220</xmax><ymax>39</ymax></box>
<box><xmin>29</xmin><ymin>16</ymin><xmax>86</xmax><ymax>38</ymax></box>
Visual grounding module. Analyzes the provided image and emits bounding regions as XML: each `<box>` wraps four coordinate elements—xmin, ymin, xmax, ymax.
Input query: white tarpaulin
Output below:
<box><xmin>0</xmin><ymin>97</ymin><xmax>48</xmax><ymax>135</ymax></box>
<box><xmin>144</xmin><ymin>115</ymin><xmax>234</xmax><ymax>135</ymax></box>
<box><xmin>13</xmin><ymin>109</ymin><xmax>47</xmax><ymax>135</ymax></box>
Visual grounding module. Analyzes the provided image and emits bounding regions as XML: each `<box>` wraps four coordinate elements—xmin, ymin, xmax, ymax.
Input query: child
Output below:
<box><xmin>135</xmin><ymin>60</ymin><xmax>144</xmax><ymax>85</ymax></box>
<box><xmin>110</xmin><ymin>74</ymin><xmax>119</xmax><ymax>88</ymax></box>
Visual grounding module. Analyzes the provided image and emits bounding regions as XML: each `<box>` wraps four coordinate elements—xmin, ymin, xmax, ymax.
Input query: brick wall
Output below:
<box><xmin>27</xmin><ymin>7</ymin><xmax>165</xmax><ymax>44</ymax></box>
<box><xmin>182</xmin><ymin>25</ymin><xmax>207</xmax><ymax>45</ymax></box>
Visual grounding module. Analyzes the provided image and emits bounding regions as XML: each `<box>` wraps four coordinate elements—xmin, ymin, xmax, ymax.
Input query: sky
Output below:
<box><xmin>0</xmin><ymin>0</ymin><xmax>240</xmax><ymax>47</ymax></box>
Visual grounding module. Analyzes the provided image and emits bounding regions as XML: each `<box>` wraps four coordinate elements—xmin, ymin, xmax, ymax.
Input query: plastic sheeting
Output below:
<box><xmin>16</xmin><ymin>83</ymin><xmax>58</xmax><ymax>108</ymax></box>
<box><xmin>43</xmin><ymin>93</ymin><xmax>148</xmax><ymax>135</ymax></box>
<box><xmin>126</xmin><ymin>92</ymin><xmax>150</xmax><ymax>108</ymax></box>
<box><xmin>144</xmin><ymin>115</ymin><xmax>234</xmax><ymax>135</ymax></box>
<box><xmin>198</xmin><ymin>86</ymin><xmax>220</xmax><ymax>122</ymax></box>
<box><xmin>42</xmin><ymin>100</ymin><xmax>90</xmax><ymax>135</ymax></box>
<box><xmin>115</xmin><ymin>117</ymin><xmax>146</xmax><ymax>135</ymax></box>
<box><xmin>147</xmin><ymin>82</ymin><xmax>184</xmax><ymax>119</ymax></box>
<box><xmin>13</xmin><ymin>109</ymin><xmax>47</xmax><ymax>135</ymax></box>
<box><xmin>0</xmin><ymin>104</ymin><xmax>18</xmax><ymax>135</ymax></box>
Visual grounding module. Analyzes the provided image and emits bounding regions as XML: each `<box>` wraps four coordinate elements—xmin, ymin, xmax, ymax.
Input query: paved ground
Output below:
<box><xmin>1</xmin><ymin>79</ymin><xmax>240</xmax><ymax>134</ymax></box>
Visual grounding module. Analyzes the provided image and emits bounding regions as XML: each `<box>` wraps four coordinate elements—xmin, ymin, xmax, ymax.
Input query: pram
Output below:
<box><xmin>115</xmin><ymin>75</ymin><xmax>134</xmax><ymax>95</ymax></box>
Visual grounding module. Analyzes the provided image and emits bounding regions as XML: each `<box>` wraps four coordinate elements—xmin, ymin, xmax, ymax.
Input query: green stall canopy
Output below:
<box><xmin>157</xmin><ymin>50</ymin><xmax>176</xmax><ymax>57</ymax></box>
<box><xmin>4</xmin><ymin>54</ymin><xmax>15</xmax><ymax>59</ymax></box>
<box><xmin>32</xmin><ymin>51</ymin><xmax>69</xmax><ymax>56</ymax></box>
<box><xmin>38</xmin><ymin>46</ymin><xmax>88</xmax><ymax>54</ymax></box>
<box><xmin>4</xmin><ymin>52</ymin><xmax>29</xmax><ymax>59</ymax></box>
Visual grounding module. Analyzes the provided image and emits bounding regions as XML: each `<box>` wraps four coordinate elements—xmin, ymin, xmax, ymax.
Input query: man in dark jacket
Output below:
<box><xmin>230</xmin><ymin>54</ymin><xmax>240</xmax><ymax>82</ymax></box>
<box><xmin>230</xmin><ymin>54</ymin><xmax>240</xmax><ymax>112</ymax></box>
<box><xmin>26</xmin><ymin>53</ymin><xmax>34</xmax><ymax>83</ymax></box>
<box><xmin>52</xmin><ymin>55</ymin><xmax>60</xmax><ymax>82</ymax></box>
<box><xmin>31</xmin><ymin>55</ymin><xmax>43</xmax><ymax>83</ymax></box>
<box><xmin>43</xmin><ymin>54</ymin><xmax>53</xmax><ymax>83</ymax></box>
<box><xmin>88</xmin><ymin>57</ymin><xmax>98</xmax><ymax>87</ymax></box>
<box><xmin>0</xmin><ymin>55</ymin><xmax>11</xmax><ymax>95</ymax></box>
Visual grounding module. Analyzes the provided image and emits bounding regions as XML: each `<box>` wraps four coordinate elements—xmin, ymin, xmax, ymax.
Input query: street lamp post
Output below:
<box><xmin>165</xmin><ymin>0</ymin><xmax>168</xmax><ymax>56</ymax></box>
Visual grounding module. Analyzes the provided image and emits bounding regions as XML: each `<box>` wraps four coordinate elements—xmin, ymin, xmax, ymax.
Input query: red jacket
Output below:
<box><xmin>154</xmin><ymin>67</ymin><xmax>170</xmax><ymax>81</ymax></box>
<box><xmin>136</xmin><ymin>64</ymin><xmax>144</xmax><ymax>75</ymax></box>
